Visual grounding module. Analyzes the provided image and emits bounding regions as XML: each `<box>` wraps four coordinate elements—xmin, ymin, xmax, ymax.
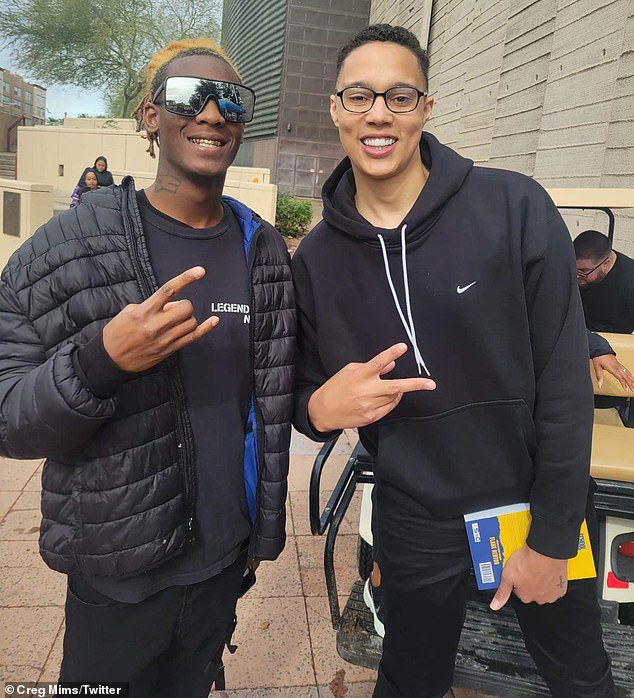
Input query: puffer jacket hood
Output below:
<box><xmin>321</xmin><ymin>132</ymin><xmax>473</xmax><ymax>247</ymax></box>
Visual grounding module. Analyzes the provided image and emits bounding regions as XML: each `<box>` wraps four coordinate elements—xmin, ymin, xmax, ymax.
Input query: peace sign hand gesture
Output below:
<box><xmin>308</xmin><ymin>343</ymin><xmax>436</xmax><ymax>432</ymax></box>
<box><xmin>102</xmin><ymin>266</ymin><xmax>219</xmax><ymax>373</ymax></box>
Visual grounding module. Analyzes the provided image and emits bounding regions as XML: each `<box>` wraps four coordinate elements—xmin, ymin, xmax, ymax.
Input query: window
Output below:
<box><xmin>25</xmin><ymin>91</ymin><xmax>32</xmax><ymax>102</ymax></box>
<box><xmin>14</xmin><ymin>86</ymin><xmax>22</xmax><ymax>98</ymax></box>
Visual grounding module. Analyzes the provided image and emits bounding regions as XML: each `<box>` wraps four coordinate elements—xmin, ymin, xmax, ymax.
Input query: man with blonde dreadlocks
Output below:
<box><xmin>0</xmin><ymin>39</ymin><xmax>295</xmax><ymax>696</ymax></box>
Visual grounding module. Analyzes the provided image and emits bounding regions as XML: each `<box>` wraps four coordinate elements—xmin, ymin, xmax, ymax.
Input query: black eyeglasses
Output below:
<box><xmin>336</xmin><ymin>86</ymin><xmax>427</xmax><ymax>114</ymax></box>
<box><xmin>152</xmin><ymin>76</ymin><xmax>256</xmax><ymax>123</ymax></box>
<box><xmin>576</xmin><ymin>256</ymin><xmax>609</xmax><ymax>279</ymax></box>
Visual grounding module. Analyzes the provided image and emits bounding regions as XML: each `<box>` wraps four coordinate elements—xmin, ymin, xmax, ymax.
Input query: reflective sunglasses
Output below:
<box><xmin>152</xmin><ymin>76</ymin><xmax>256</xmax><ymax>123</ymax></box>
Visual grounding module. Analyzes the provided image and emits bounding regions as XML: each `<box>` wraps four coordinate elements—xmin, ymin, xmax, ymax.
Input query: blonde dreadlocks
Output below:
<box><xmin>131</xmin><ymin>38</ymin><xmax>239</xmax><ymax>158</ymax></box>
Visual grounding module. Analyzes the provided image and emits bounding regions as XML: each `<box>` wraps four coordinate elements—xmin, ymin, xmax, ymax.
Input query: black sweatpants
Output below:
<box><xmin>373</xmin><ymin>486</ymin><xmax>614</xmax><ymax>698</ymax></box>
<box><xmin>60</xmin><ymin>552</ymin><xmax>246</xmax><ymax>698</ymax></box>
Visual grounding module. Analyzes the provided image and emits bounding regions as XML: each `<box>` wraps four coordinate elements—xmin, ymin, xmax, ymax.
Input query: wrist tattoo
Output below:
<box><xmin>557</xmin><ymin>576</ymin><xmax>565</xmax><ymax>589</ymax></box>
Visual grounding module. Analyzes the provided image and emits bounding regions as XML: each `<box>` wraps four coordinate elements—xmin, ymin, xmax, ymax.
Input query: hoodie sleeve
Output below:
<box><xmin>522</xmin><ymin>203</ymin><xmax>594</xmax><ymax>559</ymax></box>
<box><xmin>292</xmin><ymin>249</ymin><xmax>342</xmax><ymax>442</ymax></box>
<box><xmin>587</xmin><ymin>330</ymin><xmax>615</xmax><ymax>359</ymax></box>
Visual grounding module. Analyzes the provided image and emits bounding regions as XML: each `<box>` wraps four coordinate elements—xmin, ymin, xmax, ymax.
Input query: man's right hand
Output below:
<box><xmin>307</xmin><ymin>343</ymin><xmax>436</xmax><ymax>432</ymax></box>
<box><xmin>102</xmin><ymin>267</ymin><xmax>219</xmax><ymax>372</ymax></box>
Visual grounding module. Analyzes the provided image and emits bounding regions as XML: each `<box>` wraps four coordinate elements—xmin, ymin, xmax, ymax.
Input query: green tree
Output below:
<box><xmin>0</xmin><ymin>0</ymin><xmax>221</xmax><ymax>118</ymax></box>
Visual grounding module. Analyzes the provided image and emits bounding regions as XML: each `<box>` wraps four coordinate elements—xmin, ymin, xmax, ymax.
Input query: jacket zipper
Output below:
<box><xmin>246</xmin><ymin>222</ymin><xmax>265</xmax><ymax>559</ymax></box>
<box><xmin>120</xmin><ymin>181</ymin><xmax>195</xmax><ymax>542</ymax></box>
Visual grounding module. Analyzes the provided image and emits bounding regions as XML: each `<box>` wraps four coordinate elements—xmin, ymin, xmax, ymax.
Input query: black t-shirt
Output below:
<box><xmin>86</xmin><ymin>191</ymin><xmax>252</xmax><ymax>602</ymax></box>
<box><xmin>580</xmin><ymin>251</ymin><xmax>634</xmax><ymax>333</ymax></box>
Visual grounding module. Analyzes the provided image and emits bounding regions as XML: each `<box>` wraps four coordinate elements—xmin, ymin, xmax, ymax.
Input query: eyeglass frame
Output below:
<box><xmin>151</xmin><ymin>76</ymin><xmax>256</xmax><ymax>123</ymax></box>
<box><xmin>335</xmin><ymin>85</ymin><xmax>428</xmax><ymax>114</ymax></box>
<box><xmin>576</xmin><ymin>255</ymin><xmax>610</xmax><ymax>279</ymax></box>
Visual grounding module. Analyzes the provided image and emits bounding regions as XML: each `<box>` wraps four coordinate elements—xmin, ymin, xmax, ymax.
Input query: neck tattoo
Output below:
<box><xmin>154</xmin><ymin>166</ymin><xmax>181</xmax><ymax>194</ymax></box>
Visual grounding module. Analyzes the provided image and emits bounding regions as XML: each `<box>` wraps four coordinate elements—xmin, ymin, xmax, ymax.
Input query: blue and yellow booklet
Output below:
<box><xmin>464</xmin><ymin>503</ymin><xmax>596</xmax><ymax>590</ymax></box>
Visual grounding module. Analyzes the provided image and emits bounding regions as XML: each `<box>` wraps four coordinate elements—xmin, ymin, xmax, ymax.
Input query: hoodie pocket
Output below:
<box><xmin>375</xmin><ymin>399</ymin><xmax>536</xmax><ymax>518</ymax></box>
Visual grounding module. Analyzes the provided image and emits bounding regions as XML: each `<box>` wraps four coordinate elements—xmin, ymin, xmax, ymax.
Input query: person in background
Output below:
<box><xmin>292</xmin><ymin>24</ymin><xmax>613</xmax><ymax>698</ymax></box>
<box><xmin>69</xmin><ymin>168</ymin><xmax>99</xmax><ymax>207</ymax></box>
<box><xmin>574</xmin><ymin>230</ymin><xmax>634</xmax><ymax>334</ymax></box>
<box><xmin>576</xmin><ymin>231</ymin><xmax>634</xmax><ymax>408</ymax></box>
<box><xmin>77</xmin><ymin>155</ymin><xmax>115</xmax><ymax>189</ymax></box>
<box><xmin>0</xmin><ymin>37</ymin><xmax>295</xmax><ymax>697</ymax></box>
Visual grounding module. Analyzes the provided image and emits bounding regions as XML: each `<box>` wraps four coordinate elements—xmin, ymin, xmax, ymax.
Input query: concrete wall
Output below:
<box><xmin>0</xmin><ymin>171</ymin><xmax>276</xmax><ymax>273</ymax></box>
<box><xmin>17</xmin><ymin>125</ymin><xmax>153</xmax><ymax>197</ymax></box>
<box><xmin>0</xmin><ymin>178</ymin><xmax>53</xmax><ymax>269</ymax></box>
<box><xmin>370</xmin><ymin>0</ymin><xmax>433</xmax><ymax>43</ymax></box>
<box><xmin>62</xmin><ymin>118</ymin><xmax>136</xmax><ymax>130</ymax></box>
<box><xmin>16</xmin><ymin>124</ymin><xmax>277</xmax><ymax>222</ymax></box>
<box><xmin>371</xmin><ymin>0</ymin><xmax>634</xmax><ymax>256</ymax></box>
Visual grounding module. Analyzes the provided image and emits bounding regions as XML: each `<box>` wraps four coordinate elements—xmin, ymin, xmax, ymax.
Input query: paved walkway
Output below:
<box><xmin>0</xmin><ymin>430</ymin><xmax>488</xmax><ymax>697</ymax></box>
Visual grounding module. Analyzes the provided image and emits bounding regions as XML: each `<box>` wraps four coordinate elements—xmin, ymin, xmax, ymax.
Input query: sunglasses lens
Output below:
<box><xmin>163</xmin><ymin>77</ymin><xmax>255</xmax><ymax>122</ymax></box>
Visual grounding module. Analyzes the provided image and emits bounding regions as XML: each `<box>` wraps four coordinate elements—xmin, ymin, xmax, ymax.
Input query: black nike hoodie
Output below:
<box><xmin>292</xmin><ymin>132</ymin><xmax>593</xmax><ymax>559</ymax></box>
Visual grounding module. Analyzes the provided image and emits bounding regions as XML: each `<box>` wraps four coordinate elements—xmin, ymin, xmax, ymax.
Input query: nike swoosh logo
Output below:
<box><xmin>456</xmin><ymin>281</ymin><xmax>477</xmax><ymax>294</ymax></box>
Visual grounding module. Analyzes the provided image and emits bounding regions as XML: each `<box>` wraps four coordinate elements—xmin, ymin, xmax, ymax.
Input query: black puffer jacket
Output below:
<box><xmin>0</xmin><ymin>177</ymin><xmax>295</xmax><ymax>577</ymax></box>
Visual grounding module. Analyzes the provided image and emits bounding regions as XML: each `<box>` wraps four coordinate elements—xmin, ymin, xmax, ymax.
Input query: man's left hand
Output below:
<box><xmin>490</xmin><ymin>545</ymin><xmax>568</xmax><ymax>611</ymax></box>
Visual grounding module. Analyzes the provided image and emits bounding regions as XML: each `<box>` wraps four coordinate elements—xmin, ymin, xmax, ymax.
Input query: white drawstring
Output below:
<box><xmin>377</xmin><ymin>225</ymin><xmax>430</xmax><ymax>376</ymax></box>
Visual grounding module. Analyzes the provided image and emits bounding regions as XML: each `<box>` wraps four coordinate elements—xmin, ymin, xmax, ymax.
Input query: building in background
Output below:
<box><xmin>370</xmin><ymin>0</ymin><xmax>634</xmax><ymax>254</ymax></box>
<box><xmin>222</xmin><ymin>0</ymin><xmax>371</xmax><ymax>198</ymax></box>
<box><xmin>0</xmin><ymin>68</ymin><xmax>46</xmax><ymax>153</ymax></box>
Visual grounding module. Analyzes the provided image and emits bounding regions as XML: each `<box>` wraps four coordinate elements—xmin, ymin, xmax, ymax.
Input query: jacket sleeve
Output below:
<box><xmin>292</xmin><ymin>250</ymin><xmax>341</xmax><ymax>442</ymax></box>
<box><xmin>587</xmin><ymin>330</ymin><xmax>615</xmax><ymax>359</ymax></box>
<box><xmin>523</xmin><ymin>205</ymin><xmax>594</xmax><ymax>559</ymax></box>
<box><xmin>0</xmin><ymin>275</ymin><xmax>118</xmax><ymax>459</ymax></box>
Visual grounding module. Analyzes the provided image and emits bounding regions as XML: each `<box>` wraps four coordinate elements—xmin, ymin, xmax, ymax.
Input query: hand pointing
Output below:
<box><xmin>308</xmin><ymin>343</ymin><xmax>436</xmax><ymax>432</ymax></box>
<box><xmin>103</xmin><ymin>266</ymin><xmax>219</xmax><ymax>372</ymax></box>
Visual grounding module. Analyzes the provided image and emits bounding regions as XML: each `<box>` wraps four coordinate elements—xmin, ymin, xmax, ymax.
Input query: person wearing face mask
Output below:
<box><xmin>0</xmin><ymin>38</ymin><xmax>295</xmax><ymax>697</ymax></box>
<box><xmin>292</xmin><ymin>24</ymin><xmax>614</xmax><ymax>698</ymax></box>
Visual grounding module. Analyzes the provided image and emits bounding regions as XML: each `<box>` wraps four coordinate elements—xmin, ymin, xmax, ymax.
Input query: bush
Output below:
<box><xmin>275</xmin><ymin>191</ymin><xmax>313</xmax><ymax>238</ymax></box>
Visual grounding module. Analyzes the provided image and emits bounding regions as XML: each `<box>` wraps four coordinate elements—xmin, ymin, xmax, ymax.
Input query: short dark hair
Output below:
<box><xmin>336</xmin><ymin>24</ymin><xmax>429</xmax><ymax>88</ymax></box>
<box><xmin>573</xmin><ymin>230</ymin><xmax>611</xmax><ymax>261</ymax></box>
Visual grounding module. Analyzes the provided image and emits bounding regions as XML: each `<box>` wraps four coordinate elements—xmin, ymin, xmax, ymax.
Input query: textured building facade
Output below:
<box><xmin>371</xmin><ymin>0</ymin><xmax>634</xmax><ymax>254</ymax></box>
<box><xmin>223</xmin><ymin>0</ymin><xmax>371</xmax><ymax>198</ymax></box>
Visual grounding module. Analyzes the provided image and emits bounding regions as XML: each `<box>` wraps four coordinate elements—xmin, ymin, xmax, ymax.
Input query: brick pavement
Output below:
<box><xmin>0</xmin><ymin>431</ymin><xmax>489</xmax><ymax>697</ymax></box>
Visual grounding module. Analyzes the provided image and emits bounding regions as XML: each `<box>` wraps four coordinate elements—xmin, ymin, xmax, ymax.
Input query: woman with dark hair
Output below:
<box><xmin>69</xmin><ymin>168</ymin><xmax>99</xmax><ymax>207</ymax></box>
<box><xmin>77</xmin><ymin>155</ymin><xmax>114</xmax><ymax>188</ymax></box>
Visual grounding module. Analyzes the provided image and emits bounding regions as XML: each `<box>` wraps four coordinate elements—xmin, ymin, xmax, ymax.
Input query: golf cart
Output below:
<box><xmin>309</xmin><ymin>189</ymin><xmax>634</xmax><ymax>697</ymax></box>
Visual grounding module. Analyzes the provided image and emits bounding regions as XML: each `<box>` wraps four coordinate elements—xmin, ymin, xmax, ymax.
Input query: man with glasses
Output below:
<box><xmin>292</xmin><ymin>24</ymin><xmax>613</xmax><ymax>698</ymax></box>
<box><xmin>0</xmin><ymin>39</ymin><xmax>295</xmax><ymax>697</ymax></box>
<box><xmin>574</xmin><ymin>230</ymin><xmax>634</xmax><ymax>334</ymax></box>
